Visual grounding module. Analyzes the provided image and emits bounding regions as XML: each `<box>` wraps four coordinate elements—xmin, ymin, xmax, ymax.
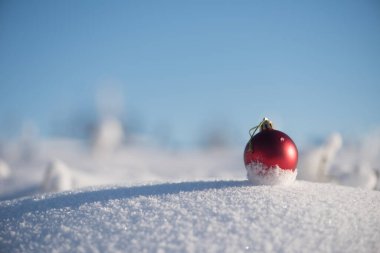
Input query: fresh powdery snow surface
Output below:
<box><xmin>245</xmin><ymin>162</ymin><xmax>297</xmax><ymax>186</ymax></box>
<box><xmin>1</xmin><ymin>180</ymin><xmax>379</xmax><ymax>253</ymax></box>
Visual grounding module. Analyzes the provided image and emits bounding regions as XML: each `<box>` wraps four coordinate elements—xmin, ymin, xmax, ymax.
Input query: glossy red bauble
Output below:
<box><xmin>244</xmin><ymin>129</ymin><xmax>298</xmax><ymax>171</ymax></box>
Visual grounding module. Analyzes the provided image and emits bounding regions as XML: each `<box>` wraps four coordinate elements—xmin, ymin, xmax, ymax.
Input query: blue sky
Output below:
<box><xmin>1</xmin><ymin>0</ymin><xmax>379</xmax><ymax>147</ymax></box>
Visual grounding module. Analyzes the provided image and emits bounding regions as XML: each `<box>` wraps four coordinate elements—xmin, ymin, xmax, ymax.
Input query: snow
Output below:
<box><xmin>1</xmin><ymin>121</ymin><xmax>379</xmax><ymax>199</ymax></box>
<box><xmin>0</xmin><ymin>140</ymin><xmax>245</xmax><ymax>200</ymax></box>
<box><xmin>245</xmin><ymin>162</ymin><xmax>297</xmax><ymax>185</ymax></box>
<box><xmin>91</xmin><ymin>117</ymin><xmax>124</xmax><ymax>154</ymax></box>
<box><xmin>298</xmin><ymin>131</ymin><xmax>380</xmax><ymax>190</ymax></box>
<box><xmin>298</xmin><ymin>133</ymin><xmax>342</xmax><ymax>182</ymax></box>
<box><xmin>1</xmin><ymin>180</ymin><xmax>379</xmax><ymax>253</ymax></box>
<box><xmin>0</xmin><ymin>118</ymin><xmax>379</xmax><ymax>252</ymax></box>
<box><xmin>41</xmin><ymin>160</ymin><xmax>75</xmax><ymax>192</ymax></box>
<box><xmin>0</xmin><ymin>159</ymin><xmax>10</xmax><ymax>180</ymax></box>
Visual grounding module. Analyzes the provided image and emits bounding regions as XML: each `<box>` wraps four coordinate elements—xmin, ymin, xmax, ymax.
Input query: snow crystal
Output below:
<box><xmin>245</xmin><ymin>162</ymin><xmax>297</xmax><ymax>185</ymax></box>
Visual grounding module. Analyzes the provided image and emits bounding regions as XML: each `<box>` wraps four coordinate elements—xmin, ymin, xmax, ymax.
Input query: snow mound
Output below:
<box><xmin>246</xmin><ymin>162</ymin><xmax>297</xmax><ymax>185</ymax></box>
<box><xmin>92</xmin><ymin>117</ymin><xmax>124</xmax><ymax>154</ymax></box>
<box><xmin>298</xmin><ymin>133</ymin><xmax>342</xmax><ymax>182</ymax></box>
<box><xmin>1</xmin><ymin>180</ymin><xmax>379</xmax><ymax>253</ymax></box>
<box><xmin>41</xmin><ymin>160</ymin><xmax>75</xmax><ymax>192</ymax></box>
<box><xmin>337</xmin><ymin>163</ymin><xmax>378</xmax><ymax>189</ymax></box>
<box><xmin>0</xmin><ymin>159</ymin><xmax>10</xmax><ymax>179</ymax></box>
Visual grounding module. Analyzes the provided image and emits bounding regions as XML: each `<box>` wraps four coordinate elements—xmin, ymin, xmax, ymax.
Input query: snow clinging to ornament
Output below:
<box><xmin>244</xmin><ymin>117</ymin><xmax>298</xmax><ymax>185</ymax></box>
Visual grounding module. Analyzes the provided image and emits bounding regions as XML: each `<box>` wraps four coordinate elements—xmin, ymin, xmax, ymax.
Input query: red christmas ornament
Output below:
<box><xmin>244</xmin><ymin>118</ymin><xmax>298</xmax><ymax>185</ymax></box>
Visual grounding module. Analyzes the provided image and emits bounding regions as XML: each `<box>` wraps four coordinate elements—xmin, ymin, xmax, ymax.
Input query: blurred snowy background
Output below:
<box><xmin>1</xmin><ymin>0</ymin><xmax>379</xmax><ymax>198</ymax></box>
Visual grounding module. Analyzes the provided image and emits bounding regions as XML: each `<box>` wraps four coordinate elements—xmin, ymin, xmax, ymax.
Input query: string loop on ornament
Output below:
<box><xmin>249</xmin><ymin>119</ymin><xmax>265</xmax><ymax>137</ymax></box>
<box><xmin>249</xmin><ymin>125</ymin><xmax>259</xmax><ymax>137</ymax></box>
<box><xmin>249</xmin><ymin>117</ymin><xmax>272</xmax><ymax>137</ymax></box>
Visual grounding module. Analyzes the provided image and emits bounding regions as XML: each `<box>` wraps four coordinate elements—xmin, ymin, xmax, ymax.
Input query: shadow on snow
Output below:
<box><xmin>0</xmin><ymin>180</ymin><xmax>251</xmax><ymax>219</ymax></box>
